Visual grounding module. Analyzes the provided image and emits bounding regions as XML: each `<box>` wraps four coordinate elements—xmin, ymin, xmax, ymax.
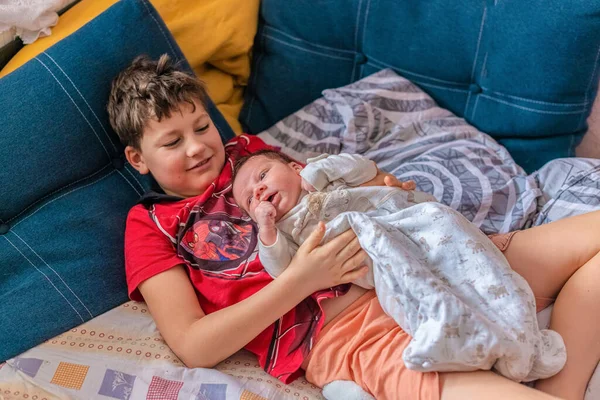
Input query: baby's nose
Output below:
<box><xmin>253</xmin><ymin>184</ymin><xmax>266</xmax><ymax>199</ymax></box>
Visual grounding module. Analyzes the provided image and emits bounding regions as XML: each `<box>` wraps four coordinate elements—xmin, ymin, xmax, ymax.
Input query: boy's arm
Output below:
<box><xmin>300</xmin><ymin>153</ymin><xmax>378</xmax><ymax>190</ymax></box>
<box><xmin>259</xmin><ymin>230</ymin><xmax>298</xmax><ymax>278</ymax></box>
<box><xmin>138</xmin><ymin>224</ymin><xmax>369</xmax><ymax>369</ymax></box>
<box><xmin>139</xmin><ymin>264</ymin><xmax>314</xmax><ymax>368</ymax></box>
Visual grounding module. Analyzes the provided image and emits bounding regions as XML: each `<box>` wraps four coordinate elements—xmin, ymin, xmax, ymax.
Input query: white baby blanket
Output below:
<box><xmin>315</xmin><ymin>190</ymin><xmax>567</xmax><ymax>381</ymax></box>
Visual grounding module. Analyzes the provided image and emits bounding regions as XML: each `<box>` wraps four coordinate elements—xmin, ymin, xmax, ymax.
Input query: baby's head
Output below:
<box><xmin>107</xmin><ymin>54</ymin><xmax>225</xmax><ymax>198</ymax></box>
<box><xmin>232</xmin><ymin>150</ymin><xmax>304</xmax><ymax>222</ymax></box>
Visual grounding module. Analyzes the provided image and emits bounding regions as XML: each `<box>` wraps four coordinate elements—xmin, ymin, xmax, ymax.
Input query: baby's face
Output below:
<box><xmin>233</xmin><ymin>155</ymin><xmax>304</xmax><ymax>222</ymax></box>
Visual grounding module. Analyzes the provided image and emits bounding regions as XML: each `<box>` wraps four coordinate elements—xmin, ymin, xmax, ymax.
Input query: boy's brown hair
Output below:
<box><xmin>107</xmin><ymin>54</ymin><xmax>208</xmax><ymax>149</ymax></box>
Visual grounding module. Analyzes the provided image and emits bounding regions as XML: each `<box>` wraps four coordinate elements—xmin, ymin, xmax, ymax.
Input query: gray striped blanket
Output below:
<box><xmin>258</xmin><ymin>69</ymin><xmax>600</xmax><ymax>234</ymax></box>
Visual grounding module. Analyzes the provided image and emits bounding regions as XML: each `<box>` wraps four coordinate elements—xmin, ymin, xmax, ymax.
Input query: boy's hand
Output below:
<box><xmin>301</xmin><ymin>178</ymin><xmax>316</xmax><ymax>193</ymax></box>
<box><xmin>362</xmin><ymin>167</ymin><xmax>416</xmax><ymax>190</ymax></box>
<box><xmin>286</xmin><ymin>222</ymin><xmax>368</xmax><ymax>293</ymax></box>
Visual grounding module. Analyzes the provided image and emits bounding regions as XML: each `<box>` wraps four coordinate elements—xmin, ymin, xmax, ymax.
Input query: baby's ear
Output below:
<box><xmin>289</xmin><ymin>161</ymin><xmax>303</xmax><ymax>174</ymax></box>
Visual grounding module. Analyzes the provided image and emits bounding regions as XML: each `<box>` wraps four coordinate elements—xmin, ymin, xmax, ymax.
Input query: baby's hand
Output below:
<box><xmin>255</xmin><ymin>201</ymin><xmax>277</xmax><ymax>228</ymax></box>
<box><xmin>301</xmin><ymin>178</ymin><xmax>316</xmax><ymax>193</ymax></box>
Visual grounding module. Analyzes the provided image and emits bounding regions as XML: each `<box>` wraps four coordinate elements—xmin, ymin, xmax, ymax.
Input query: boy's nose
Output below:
<box><xmin>187</xmin><ymin>139</ymin><xmax>206</xmax><ymax>158</ymax></box>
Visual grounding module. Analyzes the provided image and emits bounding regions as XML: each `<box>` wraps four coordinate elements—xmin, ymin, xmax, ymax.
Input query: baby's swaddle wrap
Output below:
<box><xmin>274</xmin><ymin>154</ymin><xmax>566</xmax><ymax>381</ymax></box>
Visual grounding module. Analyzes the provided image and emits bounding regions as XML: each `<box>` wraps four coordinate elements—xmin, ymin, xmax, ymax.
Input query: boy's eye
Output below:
<box><xmin>259</xmin><ymin>171</ymin><xmax>266</xmax><ymax>180</ymax></box>
<box><xmin>195</xmin><ymin>123</ymin><xmax>210</xmax><ymax>133</ymax></box>
<box><xmin>247</xmin><ymin>196</ymin><xmax>252</xmax><ymax>206</ymax></box>
<box><xmin>164</xmin><ymin>138</ymin><xmax>180</xmax><ymax>147</ymax></box>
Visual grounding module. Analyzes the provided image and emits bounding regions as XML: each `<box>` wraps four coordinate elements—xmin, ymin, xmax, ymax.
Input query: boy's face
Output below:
<box><xmin>232</xmin><ymin>155</ymin><xmax>303</xmax><ymax>222</ymax></box>
<box><xmin>125</xmin><ymin>100</ymin><xmax>225</xmax><ymax>198</ymax></box>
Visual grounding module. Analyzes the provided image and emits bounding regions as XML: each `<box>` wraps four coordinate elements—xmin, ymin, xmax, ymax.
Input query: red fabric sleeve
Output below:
<box><xmin>124</xmin><ymin>204</ymin><xmax>182</xmax><ymax>301</ymax></box>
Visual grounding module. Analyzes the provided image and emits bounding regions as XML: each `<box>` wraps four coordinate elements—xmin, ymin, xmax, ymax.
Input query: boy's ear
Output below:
<box><xmin>125</xmin><ymin>145</ymin><xmax>150</xmax><ymax>175</ymax></box>
<box><xmin>289</xmin><ymin>161</ymin><xmax>303</xmax><ymax>175</ymax></box>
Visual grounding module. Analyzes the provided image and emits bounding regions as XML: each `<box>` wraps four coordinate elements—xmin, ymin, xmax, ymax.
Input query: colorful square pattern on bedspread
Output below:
<box><xmin>0</xmin><ymin>302</ymin><xmax>325</xmax><ymax>400</ymax></box>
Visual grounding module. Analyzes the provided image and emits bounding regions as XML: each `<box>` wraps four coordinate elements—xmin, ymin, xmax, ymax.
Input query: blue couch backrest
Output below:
<box><xmin>241</xmin><ymin>0</ymin><xmax>600</xmax><ymax>172</ymax></box>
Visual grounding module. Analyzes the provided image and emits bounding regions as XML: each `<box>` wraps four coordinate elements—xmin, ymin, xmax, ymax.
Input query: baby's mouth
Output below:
<box><xmin>264</xmin><ymin>192</ymin><xmax>279</xmax><ymax>207</ymax></box>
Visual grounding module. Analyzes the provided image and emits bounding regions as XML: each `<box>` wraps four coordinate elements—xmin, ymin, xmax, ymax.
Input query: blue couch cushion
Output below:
<box><xmin>241</xmin><ymin>0</ymin><xmax>600</xmax><ymax>172</ymax></box>
<box><xmin>0</xmin><ymin>0</ymin><xmax>234</xmax><ymax>361</ymax></box>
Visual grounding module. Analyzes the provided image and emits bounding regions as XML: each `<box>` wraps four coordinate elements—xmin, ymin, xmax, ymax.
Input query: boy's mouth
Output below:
<box><xmin>188</xmin><ymin>157</ymin><xmax>211</xmax><ymax>171</ymax></box>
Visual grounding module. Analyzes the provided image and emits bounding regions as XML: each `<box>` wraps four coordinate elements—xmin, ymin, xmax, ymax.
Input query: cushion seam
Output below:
<box><xmin>7</xmin><ymin>164</ymin><xmax>113</xmax><ymax>225</ymax></box>
<box><xmin>116</xmin><ymin>169</ymin><xmax>143</xmax><ymax>197</ymax></box>
<box><xmin>12</xmin><ymin>168</ymin><xmax>117</xmax><ymax>229</ymax></box>
<box><xmin>41</xmin><ymin>51</ymin><xmax>118</xmax><ymax>152</ymax></box>
<box><xmin>34</xmin><ymin>56</ymin><xmax>113</xmax><ymax>159</ymax></box>
<box><xmin>479</xmin><ymin>94</ymin><xmax>586</xmax><ymax>115</ymax></box>
<box><xmin>479</xmin><ymin>87</ymin><xmax>590</xmax><ymax>107</ymax></box>
<box><xmin>138</xmin><ymin>0</ymin><xmax>177</xmax><ymax>57</ymax></box>
<box><xmin>11</xmin><ymin>230</ymin><xmax>94</xmax><ymax>318</ymax></box>
<box><xmin>263</xmin><ymin>34</ymin><xmax>354</xmax><ymax>61</ymax></box>
<box><xmin>265</xmin><ymin>25</ymin><xmax>355</xmax><ymax>55</ymax></box>
<box><xmin>2</xmin><ymin>234</ymin><xmax>86</xmax><ymax>323</ymax></box>
<box><xmin>465</xmin><ymin>6</ymin><xmax>488</xmax><ymax>116</ymax></box>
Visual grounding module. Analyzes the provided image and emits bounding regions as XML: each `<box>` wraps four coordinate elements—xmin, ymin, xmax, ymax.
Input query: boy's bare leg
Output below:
<box><xmin>440</xmin><ymin>370</ymin><xmax>560</xmax><ymax>400</ymax></box>
<box><xmin>503</xmin><ymin>210</ymin><xmax>600</xmax><ymax>399</ymax></box>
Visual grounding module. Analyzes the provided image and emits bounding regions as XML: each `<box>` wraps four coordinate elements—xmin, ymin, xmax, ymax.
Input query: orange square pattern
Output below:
<box><xmin>240</xmin><ymin>390</ymin><xmax>268</xmax><ymax>400</ymax></box>
<box><xmin>50</xmin><ymin>362</ymin><xmax>89</xmax><ymax>389</ymax></box>
<box><xmin>146</xmin><ymin>376</ymin><xmax>183</xmax><ymax>400</ymax></box>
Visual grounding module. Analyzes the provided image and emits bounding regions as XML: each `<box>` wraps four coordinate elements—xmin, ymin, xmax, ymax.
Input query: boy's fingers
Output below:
<box><xmin>336</xmin><ymin>236</ymin><xmax>362</xmax><ymax>260</ymax></box>
<box><xmin>346</xmin><ymin>248</ymin><xmax>367</xmax><ymax>269</ymax></box>
<box><xmin>323</xmin><ymin>229</ymin><xmax>356</xmax><ymax>254</ymax></box>
<box><xmin>302</xmin><ymin>221</ymin><xmax>326</xmax><ymax>251</ymax></box>
<box><xmin>341</xmin><ymin>265</ymin><xmax>369</xmax><ymax>283</ymax></box>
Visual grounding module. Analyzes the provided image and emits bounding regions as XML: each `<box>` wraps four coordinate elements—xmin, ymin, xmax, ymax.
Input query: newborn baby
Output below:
<box><xmin>232</xmin><ymin>150</ymin><xmax>435</xmax><ymax>288</ymax></box>
<box><xmin>232</xmin><ymin>149</ymin><xmax>565</xmax><ymax>381</ymax></box>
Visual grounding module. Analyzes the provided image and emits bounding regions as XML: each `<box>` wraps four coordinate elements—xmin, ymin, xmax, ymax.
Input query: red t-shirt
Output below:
<box><xmin>125</xmin><ymin>134</ymin><xmax>348</xmax><ymax>383</ymax></box>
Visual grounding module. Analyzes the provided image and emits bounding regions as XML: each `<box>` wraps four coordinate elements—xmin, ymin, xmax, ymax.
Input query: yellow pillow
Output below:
<box><xmin>0</xmin><ymin>0</ymin><xmax>259</xmax><ymax>134</ymax></box>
